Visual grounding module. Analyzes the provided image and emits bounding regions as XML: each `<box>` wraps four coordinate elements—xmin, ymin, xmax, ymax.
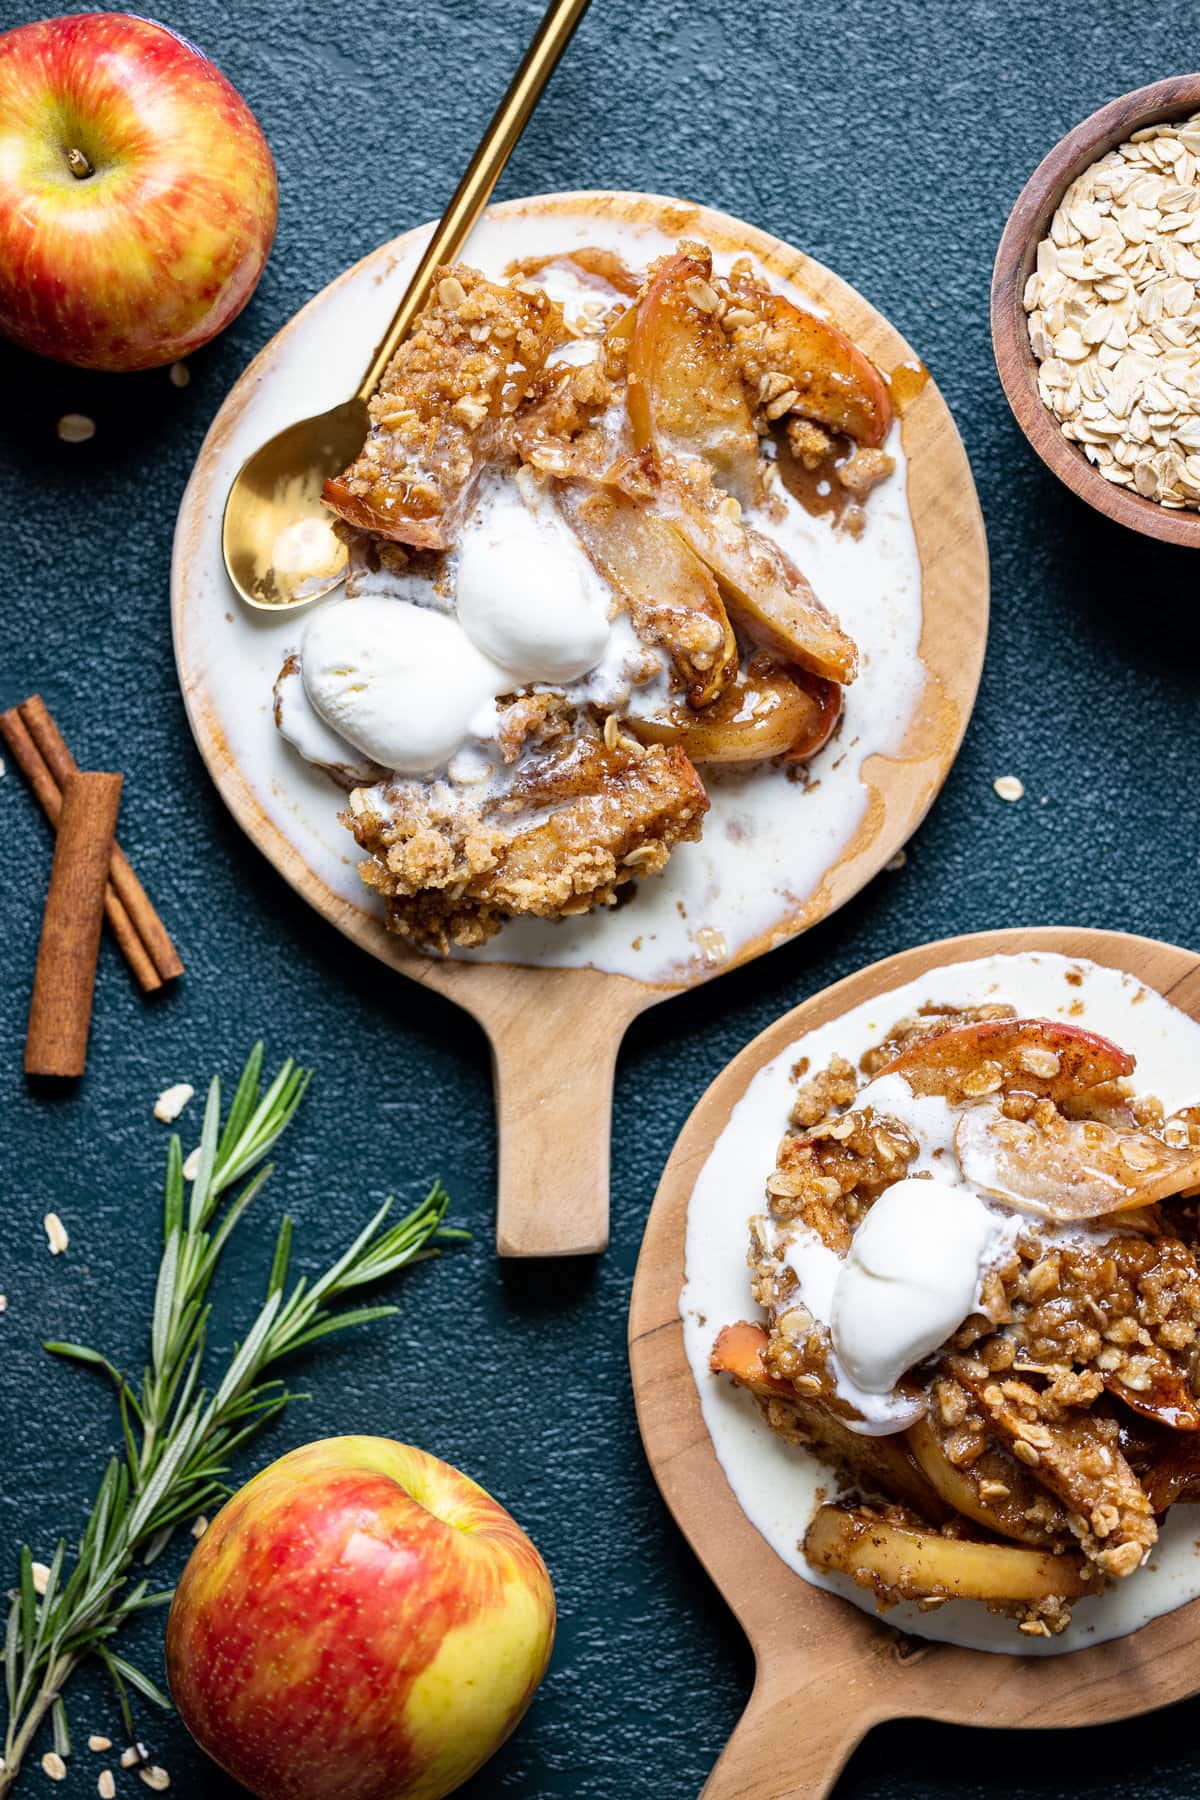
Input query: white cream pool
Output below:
<box><xmin>680</xmin><ymin>951</ymin><xmax>1200</xmax><ymax>1656</ymax></box>
<box><xmin>177</xmin><ymin>203</ymin><xmax>925</xmax><ymax>984</ymax></box>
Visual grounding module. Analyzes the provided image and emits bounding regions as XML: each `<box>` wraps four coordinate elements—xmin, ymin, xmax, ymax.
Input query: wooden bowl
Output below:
<box><xmin>992</xmin><ymin>74</ymin><xmax>1200</xmax><ymax>548</ymax></box>
<box><xmin>630</xmin><ymin>927</ymin><xmax>1200</xmax><ymax>1797</ymax></box>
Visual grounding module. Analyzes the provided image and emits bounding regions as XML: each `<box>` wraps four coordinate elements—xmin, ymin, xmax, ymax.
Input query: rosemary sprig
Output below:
<box><xmin>0</xmin><ymin>1045</ymin><xmax>467</xmax><ymax>1794</ymax></box>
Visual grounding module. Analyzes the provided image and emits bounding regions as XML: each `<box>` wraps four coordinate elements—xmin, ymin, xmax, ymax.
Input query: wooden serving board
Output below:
<box><xmin>629</xmin><ymin>927</ymin><xmax>1200</xmax><ymax>1797</ymax></box>
<box><xmin>172</xmin><ymin>190</ymin><xmax>988</xmax><ymax>1259</ymax></box>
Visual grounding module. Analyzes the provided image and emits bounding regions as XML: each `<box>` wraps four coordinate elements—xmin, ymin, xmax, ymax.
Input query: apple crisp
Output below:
<box><xmin>304</xmin><ymin>241</ymin><xmax>897</xmax><ymax>952</ymax></box>
<box><xmin>711</xmin><ymin>1008</ymin><xmax>1200</xmax><ymax>1635</ymax></box>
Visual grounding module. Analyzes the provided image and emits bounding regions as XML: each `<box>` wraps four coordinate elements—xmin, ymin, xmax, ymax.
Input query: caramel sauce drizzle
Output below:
<box><xmin>888</xmin><ymin>358</ymin><xmax>930</xmax><ymax>413</ymax></box>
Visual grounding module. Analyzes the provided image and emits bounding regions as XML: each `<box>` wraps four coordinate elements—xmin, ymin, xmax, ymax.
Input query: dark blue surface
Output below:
<box><xmin>3</xmin><ymin>1</ymin><xmax>1200</xmax><ymax>1795</ymax></box>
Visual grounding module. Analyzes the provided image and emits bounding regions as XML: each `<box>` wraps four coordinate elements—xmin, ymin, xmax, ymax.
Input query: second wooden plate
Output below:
<box><xmin>630</xmin><ymin>926</ymin><xmax>1200</xmax><ymax>1798</ymax></box>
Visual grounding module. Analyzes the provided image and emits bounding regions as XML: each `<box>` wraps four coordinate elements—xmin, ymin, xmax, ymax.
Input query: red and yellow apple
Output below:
<box><xmin>165</xmin><ymin>1437</ymin><xmax>556</xmax><ymax>1800</ymax></box>
<box><xmin>0</xmin><ymin>12</ymin><xmax>277</xmax><ymax>370</ymax></box>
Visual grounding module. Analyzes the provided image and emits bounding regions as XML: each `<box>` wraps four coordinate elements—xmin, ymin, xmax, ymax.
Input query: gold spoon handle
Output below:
<box><xmin>356</xmin><ymin>0</ymin><xmax>591</xmax><ymax>401</ymax></box>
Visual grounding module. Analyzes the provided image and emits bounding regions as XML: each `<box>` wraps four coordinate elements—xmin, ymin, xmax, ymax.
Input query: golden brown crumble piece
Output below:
<box><xmin>999</xmin><ymin>1230</ymin><xmax>1200</xmax><ymax>1426</ymax></box>
<box><xmin>323</xmin><ymin>266</ymin><xmax>567</xmax><ymax>548</ymax></box>
<box><xmin>836</xmin><ymin>445</ymin><xmax>896</xmax><ymax>498</ymax></box>
<box><xmin>784</xmin><ymin>417</ymin><xmax>834</xmax><ymax>470</ymax></box>
<box><xmin>345</xmin><ymin>734</ymin><xmax>707</xmax><ymax>953</ymax></box>
<box><xmin>508</xmin><ymin>357</ymin><xmax>621</xmax><ymax>480</ymax></box>
<box><xmin>789</xmin><ymin>1053</ymin><xmax>858</xmax><ymax>1129</ymax></box>
<box><xmin>765</xmin><ymin>1107</ymin><xmax>919</xmax><ymax>1241</ymax></box>
<box><xmin>914</xmin><ymin>1374</ymin><xmax>1073</xmax><ymax>1547</ymax></box>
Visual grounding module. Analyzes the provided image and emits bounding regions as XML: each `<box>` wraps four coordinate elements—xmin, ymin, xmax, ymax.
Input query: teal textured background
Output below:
<box><xmin>3</xmin><ymin>1</ymin><xmax>1200</xmax><ymax>1794</ymax></box>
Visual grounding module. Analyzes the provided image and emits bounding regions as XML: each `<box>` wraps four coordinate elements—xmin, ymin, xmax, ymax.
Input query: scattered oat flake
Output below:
<box><xmin>41</xmin><ymin>1751</ymin><xmax>67</xmax><ymax>1780</ymax></box>
<box><xmin>99</xmin><ymin>1773</ymin><xmax>116</xmax><ymax>1799</ymax></box>
<box><xmin>139</xmin><ymin>1767</ymin><xmax>171</xmax><ymax>1792</ymax></box>
<box><xmin>168</xmin><ymin>361</ymin><xmax>190</xmax><ymax>388</ymax></box>
<box><xmin>119</xmin><ymin>1747</ymin><xmax>142</xmax><ymax>1770</ymax></box>
<box><xmin>44</xmin><ymin>1213</ymin><xmax>69</xmax><ymax>1255</ymax></box>
<box><xmin>191</xmin><ymin>1514</ymin><xmax>209</xmax><ymax>1539</ymax></box>
<box><xmin>88</xmin><ymin>1737</ymin><xmax>112</xmax><ymax>1754</ymax></box>
<box><xmin>154</xmin><ymin>1083</ymin><xmax>194</xmax><ymax>1123</ymax></box>
<box><xmin>993</xmin><ymin>775</ymin><xmax>1025</xmax><ymax>802</ymax></box>
<box><xmin>886</xmin><ymin>849</ymin><xmax>907</xmax><ymax>870</ymax></box>
<box><xmin>0</xmin><ymin>1295</ymin><xmax>7</xmax><ymax>1313</ymax></box>
<box><xmin>57</xmin><ymin>413</ymin><xmax>95</xmax><ymax>444</ymax></box>
<box><xmin>31</xmin><ymin>1561</ymin><xmax>50</xmax><ymax>1596</ymax></box>
<box><xmin>181</xmin><ymin>1146</ymin><xmax>202</xmax><ymax>1182</ymax></box>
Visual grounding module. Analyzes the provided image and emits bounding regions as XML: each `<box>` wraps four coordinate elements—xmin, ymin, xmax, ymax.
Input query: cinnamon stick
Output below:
<box><xmin>26</xmin><ymin>772</ymin><xmax>123</xmax><ymax>1077</ymax></box>
<box><xmin>19</xmin><ymin>696</ymin><xmax>184</xmax><ymax>983</ymax></box>
<box><xmin>0</xmin><ymin>707</ymin><xmax>161</xmax><ymax>993</ymax></box>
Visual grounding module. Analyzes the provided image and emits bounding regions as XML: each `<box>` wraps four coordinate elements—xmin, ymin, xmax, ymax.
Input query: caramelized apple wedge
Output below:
<box><xmin>724</xmin><ymin>267</ymin><xmax>893</xmax><ymax>448</ymax></box>
<box><xmin>709</xmin><ymin>1320</ymin><xmax>793</xmax><ymax>1396</ymax></box>
<box><xmin>1146</xmin><ymin>1432</ymin><xmax>1200</xmax><ymax>1509</ymax></box>
<box><xmin>1106</xmin><ymin>1367</ymin><xmax>1200</xmax><ymax>1434</ymax></box>
<box><xmin>628</xmin><ymin>246</ymin><xmax>762</xmax><ymax>504</ymax></box>
<box><xmin>804</xmin><ymin>1505</ymin><xmax>1091</xmax><ymax>1604</ymax></box>
<box><xmin>632</xmin><ymin>657</ymin><xmax>841</xmax><ymax>763</ymax></box>
<box><xmin>906</xmin><ymin>1414</ymin><xmax>1070</xmax><ymax>1547</ymax></box>
<box><xmin>954</xmin><ymin>1103</ymin><xmax>1200</xmax><ymax>1221</ymax></box>
<box><xmin>880</xmin><ymin>1018</ymin><xmax>1135</xmax><ymax>1105</ymax></box>
<box><xmin>556</xmin><ymin>479</ymin><xmax>736</xmax><ymax>707</ymax></box>
<box><xmin>618</xmin><ymin>456</ymin><xmax>857</xmax><ymax>684</ymax></box>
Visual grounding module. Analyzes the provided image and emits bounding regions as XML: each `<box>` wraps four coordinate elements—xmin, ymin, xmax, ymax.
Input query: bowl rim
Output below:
<box><xmin>992</xmin><ymin>71</ymin><xmax>1200</xmax><ymax>548</ymax></box>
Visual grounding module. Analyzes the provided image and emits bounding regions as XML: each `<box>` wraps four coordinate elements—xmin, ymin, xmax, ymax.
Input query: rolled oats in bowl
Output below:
<box><xmin>1025</xmin><ymin>112</ymin><xmax>1200</xmax><ymax>510</ymax></box>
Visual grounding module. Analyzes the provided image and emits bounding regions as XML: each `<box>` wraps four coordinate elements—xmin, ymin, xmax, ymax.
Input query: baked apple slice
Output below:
<box><xmin>879</xmin><ymin>1018</ymin><xmax>1135</xmax><ymax>1105</ymax></box>
<box><xmin>632</xmin><ymin>658</ymin><xmax>841</xmax><ymax>763</ymax></box>
<box><xmin>556</xmin><ymin>479</ymin><xmax>736</xmax><ymax>707</ymax></box>
<box><xmin>724</xmin><ymin>267</ymin><xmax>893</xmax><ymax>448</ymax></box>
<box><xmin>708</xmin><ymin>1320</ymin><xmax>793</xmax><ymax>1397</ymax></box>
<box><xmin>804</xmin><ymin>1504</ymin><xmax>1091</xmax><ymax>1604</ymax></box>
<box><xmin>906</xmin><ymin>1412</ymin><xmax>1071</xmax><ymax>1547</ymax></box>
<box><xmin>628</xmin><ymin>246</ymin><xmax>761</xmax><ymax>504</ymax></box>
<box><xmin>1145</xmin><ymin>1432</ymin><xmax>1200</xmax><ymax>1509</ymax></box>
<box><xmin>622</xmin><ymin>457</ymin><xmax>858</xmax><ymax>684</ymax></box>
<box><xmin>1106</xmin><ymin>1366</ymin><xmax>1200</xmax><ymax>1435</ymax></box>
<box><xmin>954</xmin><ymin>1103</ymin><xmax>1200</xmax><ymax>1221</ymax></box>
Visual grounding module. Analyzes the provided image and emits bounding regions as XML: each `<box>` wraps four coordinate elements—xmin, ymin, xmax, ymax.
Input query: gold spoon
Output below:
<box><xmin>222</xmin><ymin>0</ymin><xmax>591</xmax><ymax>612</ymax></box>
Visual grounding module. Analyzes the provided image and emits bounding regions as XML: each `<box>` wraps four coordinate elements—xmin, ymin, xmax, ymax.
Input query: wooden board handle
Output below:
<box><xmin>702</xmin><ymin>1673</ymin><xmax>872</xmax><ymax>1800</ymax></box>
<box><xmin>484</xmin><ymin>968</ymin><xmax>644</xmax><ymax>1257</ymax></box>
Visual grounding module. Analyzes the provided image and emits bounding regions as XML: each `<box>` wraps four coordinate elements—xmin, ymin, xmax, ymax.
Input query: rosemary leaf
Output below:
<box><xmin>0</xmin><ymin>1046</ymin><xmax>465</xmax><ymax>1797</ymax></box>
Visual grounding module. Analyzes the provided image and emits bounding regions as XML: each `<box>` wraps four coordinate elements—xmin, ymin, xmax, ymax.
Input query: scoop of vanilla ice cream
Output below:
<box><xmin>302</xmin><ymin>596</ymin><xmax>507</xmax><ymax>777</ymax></box>
<box><xmin>455</xmin><ymin>485</ymin><xmax>611</xmax><ymax>684</ymax></box>
<box><xmin>831</xmin><ymin>1178</ymin><xmax>1002</xmax><ymax>1394</ymax></box>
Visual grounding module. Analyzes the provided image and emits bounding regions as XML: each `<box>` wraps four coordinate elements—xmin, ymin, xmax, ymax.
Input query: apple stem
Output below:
<box><xmin>65</xmin><ymin>147</ymin><xmax>93</xmax><ymax>180</ymax></box>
